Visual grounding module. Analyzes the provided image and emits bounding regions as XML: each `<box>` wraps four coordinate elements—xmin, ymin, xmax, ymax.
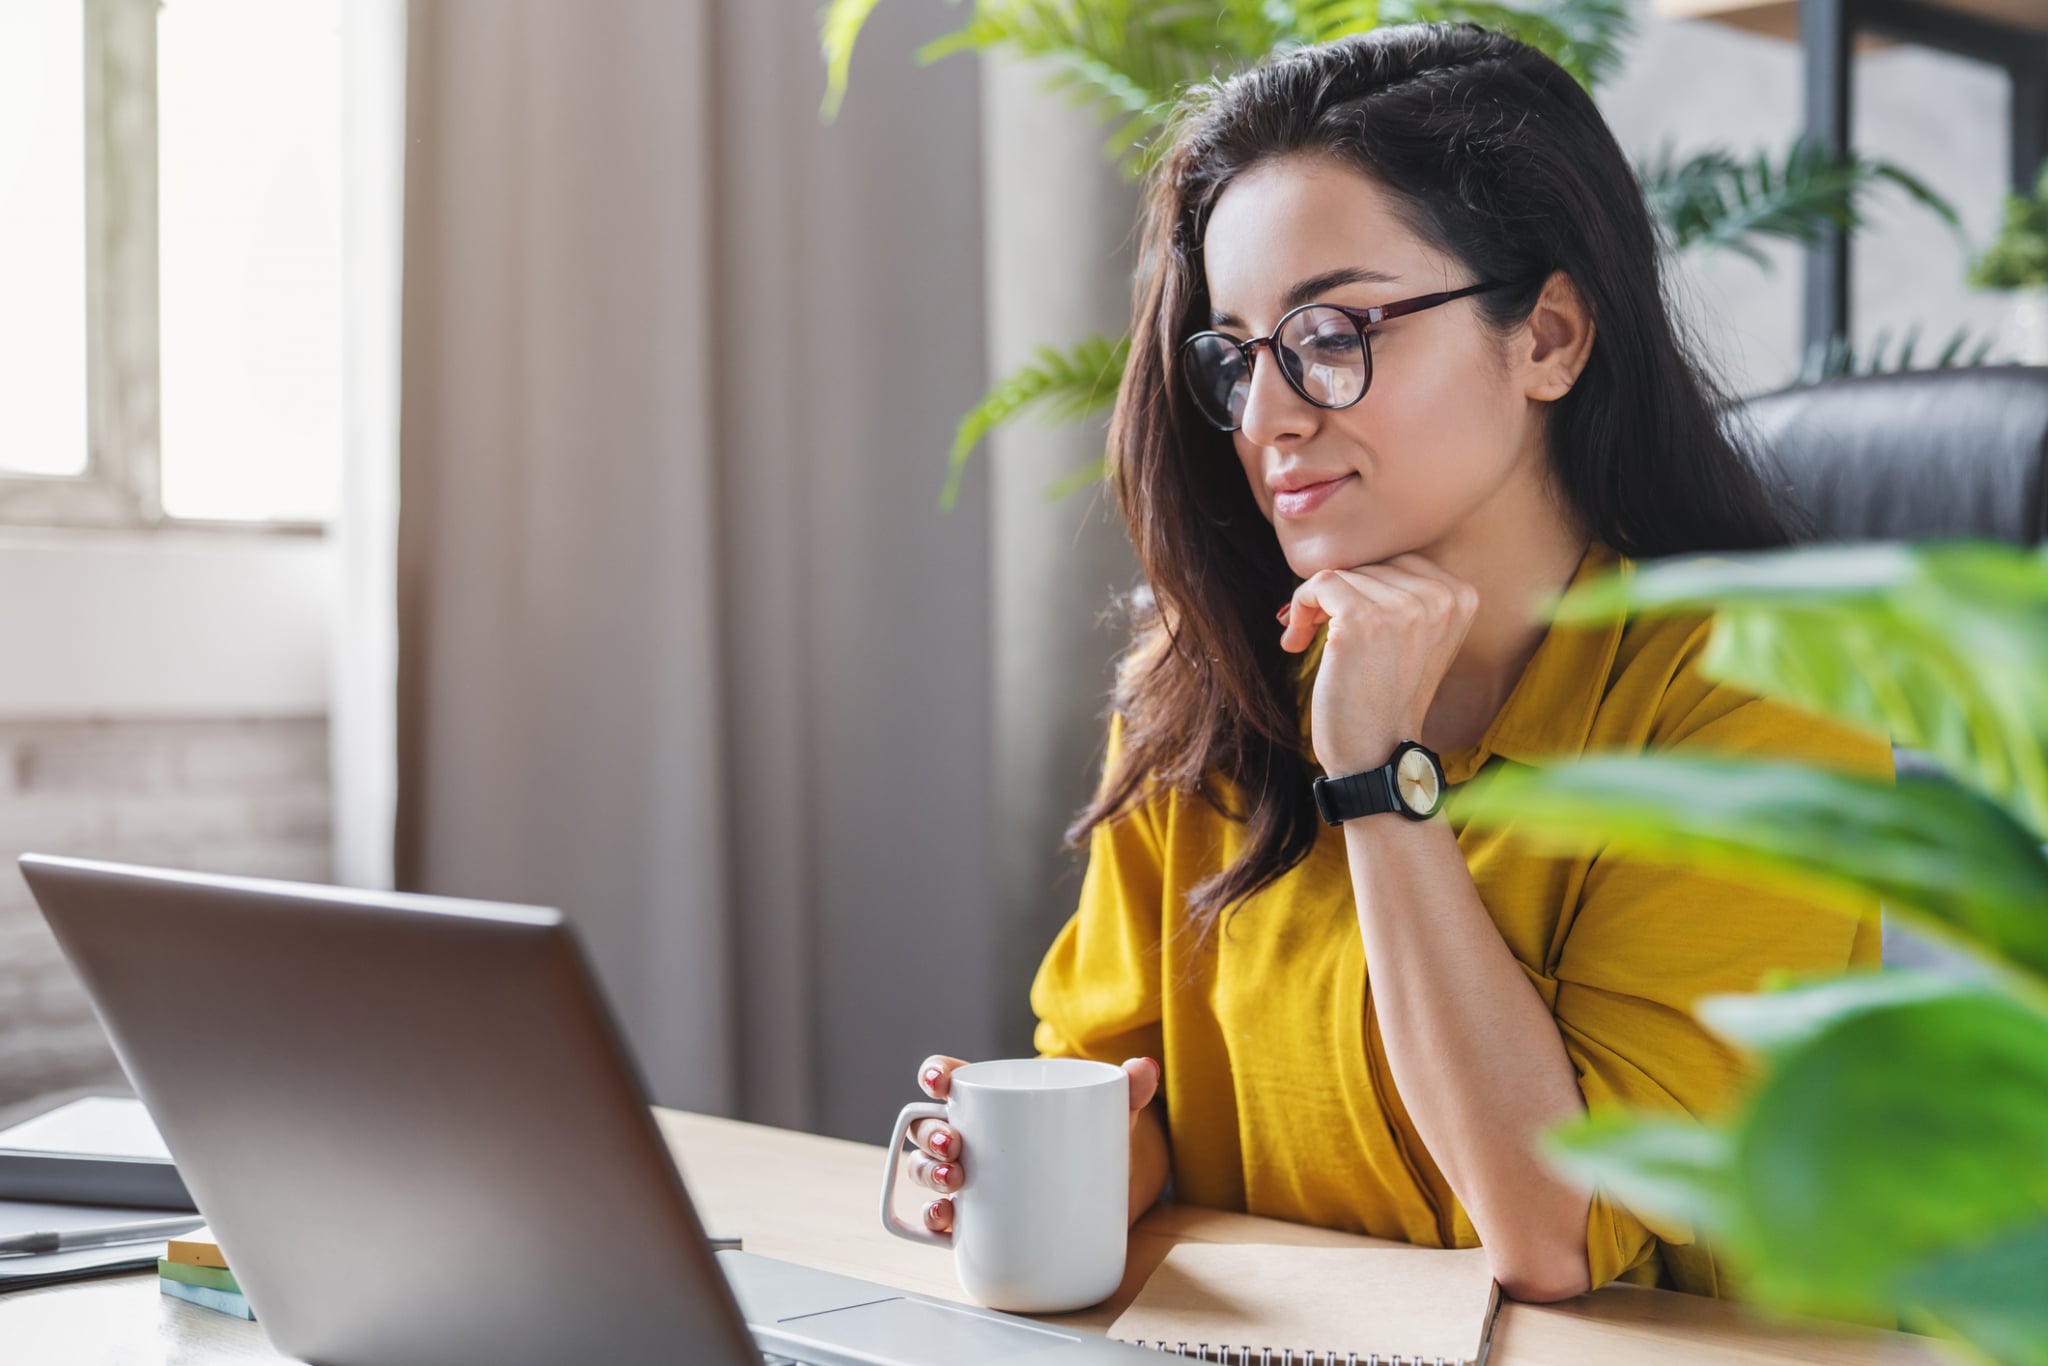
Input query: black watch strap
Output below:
<box><xmin>1312</xmin><ymin>741</ymin><xmax>1445</xmax><ymax>825</ymax></box>
<box><xmin>1312</xmin><ymin>767</ymin><xmax>1403</xmax><ymax>824</ymax></box>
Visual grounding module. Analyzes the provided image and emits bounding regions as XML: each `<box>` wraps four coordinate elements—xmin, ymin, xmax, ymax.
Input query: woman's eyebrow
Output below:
<box><xmin>1210</xmin><ymin>264</ymin><xmax>1404</xmax><ymax>329</ymax></box>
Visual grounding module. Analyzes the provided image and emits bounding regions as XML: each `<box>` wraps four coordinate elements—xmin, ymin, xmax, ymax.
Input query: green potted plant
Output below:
<box><xmin>1967</xmin><ymin>163</ymin><xmax>2048</xmax><ymax>365</ymax></box>
<box><xmin>1451</xmin><ymin>539</ymin><xmax>2048</xmax><ymax>1363</ymax></box>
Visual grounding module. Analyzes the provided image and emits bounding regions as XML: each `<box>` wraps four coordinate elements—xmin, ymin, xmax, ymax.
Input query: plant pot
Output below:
<box><xmin>2010</xmin><ymin>284</ymin><xmax>2048</xmax><ymax>364</ymax></box>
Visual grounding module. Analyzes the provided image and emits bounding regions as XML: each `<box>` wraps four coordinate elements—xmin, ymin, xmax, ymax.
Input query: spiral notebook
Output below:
<box><xmin>1107</xmin><ymin>1243</ymin><xmax>1501</xmax><ymax>1365</ymax></box>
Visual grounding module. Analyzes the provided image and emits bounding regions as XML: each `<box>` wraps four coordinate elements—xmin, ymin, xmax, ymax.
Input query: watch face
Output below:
<box><xmin>1396</xmin><ymin>746</ymin><xmax>1442</xmax><ymax>814</ymax></box>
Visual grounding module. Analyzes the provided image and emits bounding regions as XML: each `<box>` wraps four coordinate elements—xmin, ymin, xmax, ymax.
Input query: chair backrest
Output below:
<box><xmin>1724</xmin><ymin>366</ymin><xmax>2048</xmax><ymax>974</ymax></box>
<box><xmin>1733</xmin><ymin>365</ymin><xmax>2048</xmax><ymax>545</ymax></box>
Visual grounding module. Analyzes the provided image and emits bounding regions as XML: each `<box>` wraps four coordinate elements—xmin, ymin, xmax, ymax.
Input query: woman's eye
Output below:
<box><xmin>1306</xmin><ymin>331</ymin><xmax>1361</xmax><ymax>356</ymax></box>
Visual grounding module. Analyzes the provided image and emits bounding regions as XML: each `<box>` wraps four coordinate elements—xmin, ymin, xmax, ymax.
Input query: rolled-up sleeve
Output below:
<box><xmin>1554</xmin><ymin>687</ymin><xmax>1893</xmax><ymax>1291</ymax></box>
<box><xmin>1030</xmin><ymin>713</ymin><xmax>1167</xmax><ymax>1067</ymax></box>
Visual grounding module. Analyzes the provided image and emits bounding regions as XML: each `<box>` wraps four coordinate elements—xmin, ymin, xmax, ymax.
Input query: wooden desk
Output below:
<box><xmin>0</xmin><ymin>1110</ymin><xmax>1954</xmax><ymax>1365</ymax></box>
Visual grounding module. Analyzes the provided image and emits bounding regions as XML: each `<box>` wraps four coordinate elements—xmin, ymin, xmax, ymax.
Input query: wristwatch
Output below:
<box><xmin>1312</xmin><ymin>740</ymin><xmax>1447</xmax><ymax>825</ymax></box>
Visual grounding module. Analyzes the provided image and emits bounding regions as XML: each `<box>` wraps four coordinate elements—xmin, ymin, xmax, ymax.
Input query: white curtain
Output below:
<box><xmin>392</xmin><ymin>0</ymin><xmax>1002</xmax><ymax>1138</ymax></box>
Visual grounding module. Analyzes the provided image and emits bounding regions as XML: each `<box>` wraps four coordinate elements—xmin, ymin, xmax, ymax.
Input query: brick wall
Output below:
<box><xmin>0</xmin><ymin>718</ymin><xmax>330</xmax><ymax>1129</ymax></box>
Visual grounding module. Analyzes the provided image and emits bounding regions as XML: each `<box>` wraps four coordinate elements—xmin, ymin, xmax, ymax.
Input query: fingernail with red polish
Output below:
<box><xmin>930</xmin><ymin>1129</ymin><xmax>950</xmax><ymax>1155</ymax></box>
<box><xmin>922</xmin><ymin>1067</ymin><xmax>942</xmax><ymax>1091</ymax></box>
<box><xmin>933</xmin><ymin>1163</ymin><xmax>955</xmax><ymax>1190</ymax></box>
<box><xmin>1276</xmin><ymin>604</ymin><xmax>1293</xmax><ymax>624</ymax></box>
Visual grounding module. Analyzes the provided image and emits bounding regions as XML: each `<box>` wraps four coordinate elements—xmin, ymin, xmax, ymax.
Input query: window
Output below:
<box><xmin>0</xmin><ymin>0</ymin><xmax>344</xmax><ymax>531</ymax></box>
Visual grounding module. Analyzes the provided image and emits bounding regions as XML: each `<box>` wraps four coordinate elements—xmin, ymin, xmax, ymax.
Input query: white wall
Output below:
<box><xmin>0</xmin><ymin>531</ymin><xmax>335</xmax><ymax>1124</ymax></box>
<box><xmin>0</xmin><ymin>532</ymin><xmax>334</xmax><ymax>717</ymax></box>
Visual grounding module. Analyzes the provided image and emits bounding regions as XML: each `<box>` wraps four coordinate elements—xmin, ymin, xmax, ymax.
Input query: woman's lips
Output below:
<box><xmin>1272</xmin><ymin>473</ymin><xmax>1355</xmax><ymax>518</ymax></box>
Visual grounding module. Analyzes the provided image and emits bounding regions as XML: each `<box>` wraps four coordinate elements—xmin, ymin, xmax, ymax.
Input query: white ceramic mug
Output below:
<box><xmin>879</xmin><ymin>1057</ymin><xmax>1129</xmax><ymax>1313</ymax></box>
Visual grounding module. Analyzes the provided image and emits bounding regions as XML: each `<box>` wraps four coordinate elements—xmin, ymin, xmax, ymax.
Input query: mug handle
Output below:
<box><xmin>880</xmin><ymin>1100</ymin><xmax>950</xmax><ymax>1246</ymax></box>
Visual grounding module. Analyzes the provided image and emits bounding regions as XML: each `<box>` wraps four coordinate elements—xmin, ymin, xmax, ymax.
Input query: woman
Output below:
<box><xmin>902</xmin><ymin>22</ymin><xmax>1886</xmax><ymax>1302</ymax></box>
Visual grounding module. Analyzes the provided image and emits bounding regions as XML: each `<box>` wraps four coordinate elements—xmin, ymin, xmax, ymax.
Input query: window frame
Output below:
<box><xmin>0</xmin><ymin>0</ymin><xmax>324</xmax><ymax>537</ymax></box>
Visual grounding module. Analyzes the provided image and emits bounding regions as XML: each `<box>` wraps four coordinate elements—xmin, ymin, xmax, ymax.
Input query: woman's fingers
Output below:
<box><xmin>1276</xmin><ymin>554</ymin><xmax>1476</xmax><ymax>635</ymax></box>
<box><xmin>1343</xmin><ymin>558</ymin><xmax>1480</xmax><ymax>623</ymax></box>
<box><xmin>909</xmin><ymin>1116</ymin><xmax>961</xmax><ymax>1161</ymax></box>
<box><xmin>1280</xmin><ymin>570</ymin><xmax>1374</xmax><ymax>653</ymax></box>
<box><xmin>916</xmin><ymin>1054</ymin><xmax>970</xmax><ymax>1099</ymax></box>
<box><xmin>1278</xmin><ymin>558</ymin><xmax>1476</xmax><ymax>651</ymax></box>
<box><xmin>904</xmin><ymin>1148</ymin><xmax>962</xmax><ymax>1194</ymax></box>
<box><xmin>1123</xmin><ymin>1056</ymin><xmax>1161</xmax><ymax>1114</ymax></box>
<box><xmin>911</xmin><ymin>1055</ymin><xmax>970</xmax><ymax>1165</ymax></box>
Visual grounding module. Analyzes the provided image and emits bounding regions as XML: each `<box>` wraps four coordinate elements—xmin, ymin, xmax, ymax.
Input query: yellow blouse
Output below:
<box><xmin>1029</xmin><ymin>539</ymin><xmax>1889</xmax><ymax>1297</ymax></box>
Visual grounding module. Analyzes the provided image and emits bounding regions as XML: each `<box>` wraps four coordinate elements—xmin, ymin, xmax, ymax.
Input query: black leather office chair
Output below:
<box><xmin>1734</xmin><ymin>365</ymin><xmax>2048</xmax><ymax>545</ymax></box>
<box><xmin>1724</xmin><ymin>365</ymin><xmax>2048</xmax><ymax>972</ymax></box>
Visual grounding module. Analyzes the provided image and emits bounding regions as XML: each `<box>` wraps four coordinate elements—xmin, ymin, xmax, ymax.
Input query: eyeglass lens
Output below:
<box><xmin>1184</xmin><ymin>305</ymin><xmax>1371</xmax><ymax>429</ymax></box>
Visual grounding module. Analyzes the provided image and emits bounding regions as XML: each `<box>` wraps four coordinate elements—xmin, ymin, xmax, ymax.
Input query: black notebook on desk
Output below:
<box><xmin>0</xmin><ymin>1097</ymin><xmax>194</xmax><ymax>1210</ymax></box>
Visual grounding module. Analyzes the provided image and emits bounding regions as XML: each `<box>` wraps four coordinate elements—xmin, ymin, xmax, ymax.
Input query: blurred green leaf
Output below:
<box><xmin>1543</xmin><ymin>542</ymin><xmax>2048</xmax><ymax>838</ymax></box>
<box><xmin>941</xmin><ymin>334</ymin><xmax>1130</xmax><ymax>510</ymax></box>
<box><xmin>1639</xmin><ymin>137</ymin><xmax>1962</xmax><ymax>268</ymax></box>
<box><xmin>1694</xmin><ymin>970</ymin><xmax>1992</xmax><ymax>1056</ymax></box>
<box><xmin>1730</xmin><ymin>990</ymin><xmax>2048</xmax><ymax>1324</ymax></box>
<box><xmin>1898</xmin><ymin>1221</ymin><xmax>2048</xmax><ymax>1366</ymax></box>
<box><xmin>916</xmin><ymin>2</ymin><xmax>1245</xmax><ymax>175</ymax></box>
<box><xmin>1798</xmin><ymin>324</ymin><xmax>2002</xmax><ymax>383</ymax></box>
<box><xmin>1391</xmin><ymin>0</ymin><xmax>1631</xmax><ymax>88</ymax></box>
<box><xmin>1044</xmin><ymin>457</ymin><xmax>1111</xmax><ymax>501</ymax></box>
<box><xmin>1544</xmin><ymin>978</ymin><xmax>2048</xmax><ymax>1346</ymax></box>
<box><xmin>1541</xmin><ymin>1110</ymin><xmax>1743</xmax><ymax>1243</ymax></box>
<box><xmin>1968</xmin><ymin>160</ymin><xmax>2048</xmax><ymax>291</ymax></box>
<box><xmin>817</xmin><ymin>0</ymin><xmax>891</xmax><ymax>121</ymax></box>
<box><xmin>1450</xmin><ymin>757</ymin><xmax>2048</xmax><ymax>987</ymax></box>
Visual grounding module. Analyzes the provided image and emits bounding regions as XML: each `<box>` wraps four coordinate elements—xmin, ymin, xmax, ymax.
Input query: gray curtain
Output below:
<box><xmin>395</xmin><ymin>0</ymin><xmax>1001</xmax><ymax>1141</ymax></box>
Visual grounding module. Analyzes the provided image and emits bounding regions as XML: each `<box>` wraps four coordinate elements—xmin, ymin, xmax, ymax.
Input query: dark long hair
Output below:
<box><xmin>1066</xmin><ymin>22</ymin><xmax>1804</xmax><ymax>940</ymax></box>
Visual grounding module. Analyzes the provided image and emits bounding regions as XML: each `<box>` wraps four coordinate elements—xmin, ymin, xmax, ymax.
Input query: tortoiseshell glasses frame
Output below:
<box><xmin>1178</xmin><ymin>279</ymin><xmax>1522</xmax><ymax>432</ymax></box>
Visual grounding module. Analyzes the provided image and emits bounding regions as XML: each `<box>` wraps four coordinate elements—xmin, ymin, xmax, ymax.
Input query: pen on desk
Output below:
<box><xmin>0</xmin><ymin>1214</ymin><xmax>208</xmax><ymax>1258</ymax></box>
<box><xmin>707</xmin><ymin>1236</ymin><xmax>742</xmax><ymax>1251</ymax></box>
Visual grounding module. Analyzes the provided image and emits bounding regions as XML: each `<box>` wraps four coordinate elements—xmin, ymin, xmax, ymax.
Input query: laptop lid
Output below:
<box><xmin>20</xmin><ymin>853</ymin><xmax>760</xmax><ymax>1366</ymax></box>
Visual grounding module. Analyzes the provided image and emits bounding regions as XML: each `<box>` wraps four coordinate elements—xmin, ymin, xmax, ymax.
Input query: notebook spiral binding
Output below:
<box><xmin>1111</xmin><ymin>1347</ymin><xmax>1470</xmax><ymax>1366</ymax></box>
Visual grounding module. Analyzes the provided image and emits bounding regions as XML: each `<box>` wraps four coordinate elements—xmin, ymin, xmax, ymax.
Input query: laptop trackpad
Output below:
<box><xmin>778</xmin><ymin>1296</ymin><xmax>1079</xmax><ymax>1361</ymax></box>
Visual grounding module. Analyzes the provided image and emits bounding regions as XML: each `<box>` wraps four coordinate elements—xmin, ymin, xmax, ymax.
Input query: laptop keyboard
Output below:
<box><xmin>761</xmin><ymin>1354</ymin><xmax>814</xmax><ymax>1365</ymax></box>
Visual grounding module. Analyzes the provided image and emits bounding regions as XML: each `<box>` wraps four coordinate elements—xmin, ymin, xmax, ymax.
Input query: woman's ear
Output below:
<box><xmin>1519</xmin><ymin>269</ymin><xmax>1595</xmax><ymax>402</ymax></box>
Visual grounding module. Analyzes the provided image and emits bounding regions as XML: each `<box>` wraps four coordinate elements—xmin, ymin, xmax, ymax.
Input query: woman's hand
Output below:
<box><xmin>1277</xmin><ymin>552</ymin><xmax>1480</xmax><ymax>776</ymax></box>
<box><xmin>904</xmin><ymin>1054</ymin><xmax>1162</xmax><ymax>1238</ymax></box>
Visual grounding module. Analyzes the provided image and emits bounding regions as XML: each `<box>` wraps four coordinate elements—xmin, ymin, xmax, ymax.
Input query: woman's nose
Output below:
<box><xmin>1236</xmin><ymin>344</ymin><xmax>1317</xmax><ymax>448</ymax></box>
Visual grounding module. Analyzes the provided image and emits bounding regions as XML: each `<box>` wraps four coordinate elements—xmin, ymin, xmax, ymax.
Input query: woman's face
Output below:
<box><xmin>1199</xmin><ymin>155</ymin><xmax>1560</xmax><ymax>579</ymax></box>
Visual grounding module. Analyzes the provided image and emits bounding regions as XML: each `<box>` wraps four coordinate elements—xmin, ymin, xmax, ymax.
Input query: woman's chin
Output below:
<box><xmin>1281</xmin><ymin>533</ymin><xmax>1385</xmax><ymax>579</ymax></box>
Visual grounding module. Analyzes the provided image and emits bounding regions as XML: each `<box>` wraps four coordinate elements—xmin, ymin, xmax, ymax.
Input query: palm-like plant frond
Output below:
<box><xmin>919</xmin><ymin>3</ymin><xmax>1252</xmax><ymax>173</ymax></box>
<box><xmin>1798</xmin><ymin>324</ymin><xmax>2001</xmax><ymax>384</ymax></box>
<box><xmin>1277</xmin><ymin>0</ymin><xmax>1382</xmax><ymax>42</ymax></box>
<box><xmin>818</xmin><ymin>0</ymin><xmax>890</xmax><ymax>121</ymax></box>
<box><xmin>941</xmin><ymin>333</ymin><xmax>1131</xmax><ymax>510</ymax></box>
<box><xmin>1388</xmin><ymin>0</ymin><xmax>1632</xmax><ymax>87</ymax></box>
<box><xmin>1640</xmin><ymin>136</ymin><xmax>1962</xmax><ymax>268</ymax></box>
<box><xmin>824</xmin><ymin>0</ymin><xmax>1632</xmax><ymax>165</ymax></box>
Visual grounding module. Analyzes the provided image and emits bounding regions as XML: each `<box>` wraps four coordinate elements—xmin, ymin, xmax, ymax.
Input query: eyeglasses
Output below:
<box><xmin>1178</xmin><ymin>279</ymin><xmax>1521</xmax><ymax>432</ymax></box>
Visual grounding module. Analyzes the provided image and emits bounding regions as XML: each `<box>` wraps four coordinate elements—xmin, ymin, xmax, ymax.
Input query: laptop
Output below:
<box><xmin>20</xmin><ymin>854</ymin><xmax>1154</xmax><ymax>1366</ymax></box>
